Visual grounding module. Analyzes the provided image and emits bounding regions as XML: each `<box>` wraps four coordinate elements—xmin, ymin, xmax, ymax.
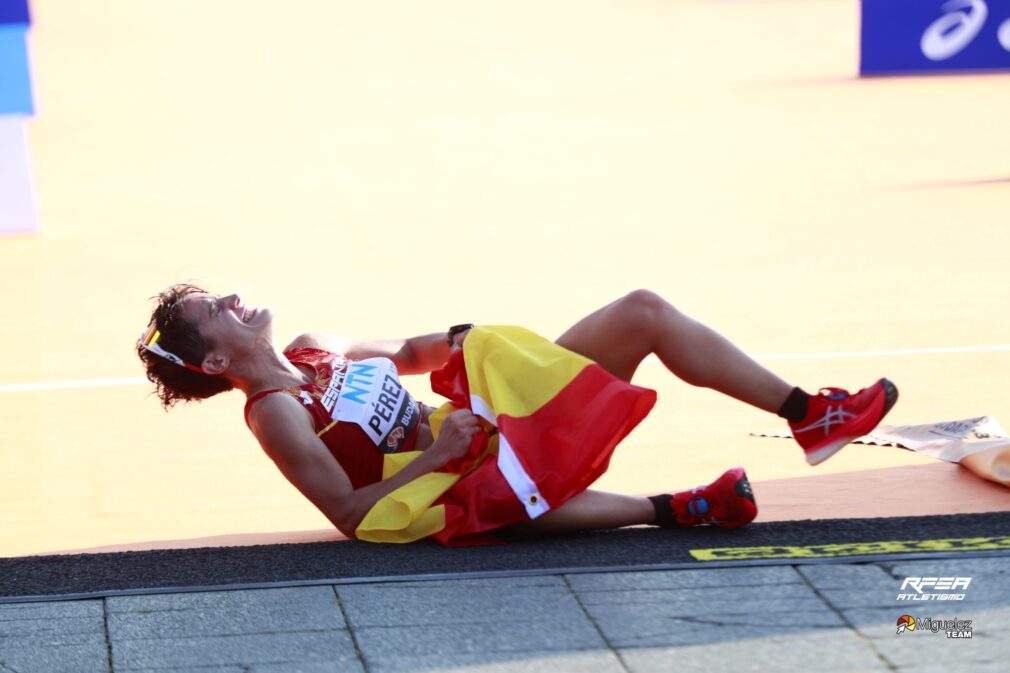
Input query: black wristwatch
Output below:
<box><xmin>447</xmin><ymin>323</ymin><xmax>475</xmax><ymax>345</ymax></box>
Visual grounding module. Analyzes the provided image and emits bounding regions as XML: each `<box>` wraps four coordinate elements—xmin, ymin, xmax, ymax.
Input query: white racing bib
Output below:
<box><xmin>319</xmin><ymin>357</ymin><xmax>419</xmax><ymax>453</ymax></box>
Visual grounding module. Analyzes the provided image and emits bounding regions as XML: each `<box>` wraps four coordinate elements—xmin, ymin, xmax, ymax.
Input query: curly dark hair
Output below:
<box><xmin>137</xmin><ymin>284</ymin><xmax>234</xmax><ymax>409</ymax></box>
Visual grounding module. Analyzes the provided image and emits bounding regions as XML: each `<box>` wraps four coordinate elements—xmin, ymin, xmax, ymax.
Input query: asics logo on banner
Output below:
<box><xmin>794</xmin><ymin>407</ymin><xmax>854</xmax><ymax>437</ymax></box>
<box><xmin>897</xmin><ymin>577</ymin><xmax>971</xmax><ymax>601</ymax></box>
<box><xmin>921</xmin><ymin>0</ymin><xmax>1010</xmax><ymax>61</ymax></box>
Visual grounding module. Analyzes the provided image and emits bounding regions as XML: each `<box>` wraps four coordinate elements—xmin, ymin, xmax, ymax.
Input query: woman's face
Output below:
<box><xmin>179</xmin><ymin>292</ymin><xmax>273</xmax><ymax>357</ymax></box>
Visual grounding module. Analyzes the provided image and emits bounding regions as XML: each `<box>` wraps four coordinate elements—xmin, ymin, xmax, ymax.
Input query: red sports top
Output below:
<box><xmin>244</xmin><ymin>347</ymin><xmax>422</xmax><ymax>489</ymax></box>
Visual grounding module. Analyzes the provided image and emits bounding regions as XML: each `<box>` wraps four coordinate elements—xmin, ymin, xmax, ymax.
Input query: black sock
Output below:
<box><xmin>777</xmin><ymin>387</ymin><xmax>812</xmax><ymax>423</ymax></box>
<box><xmin>649</xmin><ymin>494</ymin><xmax>677</xmax><ymax>527</ymax></box>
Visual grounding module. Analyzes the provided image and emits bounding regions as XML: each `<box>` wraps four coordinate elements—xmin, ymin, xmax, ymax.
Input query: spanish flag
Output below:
<box><xmin>356</xmin><ymin>326</ymin><xmax>657</xmax><ymax>545</ymax></box>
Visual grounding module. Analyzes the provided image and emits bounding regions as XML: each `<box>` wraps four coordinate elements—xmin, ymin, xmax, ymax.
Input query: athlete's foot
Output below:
<box><xmin>790</xmin><ymin>378</ymin><xmax>899</xmax><ymax>466</ymax></box>
<box><xmin>656</xmin><ymin>467</ymin><xmax>757</xmax><ymax>529</ymax></box>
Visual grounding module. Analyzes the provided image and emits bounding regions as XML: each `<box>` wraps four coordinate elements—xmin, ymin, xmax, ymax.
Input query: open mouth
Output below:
<box><xmin>241</xmin><ymin>308</ymin><xmax>256</xmax><ymax>323</ymax></box>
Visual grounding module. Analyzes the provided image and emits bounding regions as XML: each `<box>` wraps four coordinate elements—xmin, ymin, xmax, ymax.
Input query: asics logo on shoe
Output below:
<box><xmin>794</xmin><ymin>407</ymin><xmax>856</xmax><ymax>437</ymax></box>
<box><xmin>687</xmin><ymin>496</ymin><xmax>710</xmax><ymax>517</ymax></box>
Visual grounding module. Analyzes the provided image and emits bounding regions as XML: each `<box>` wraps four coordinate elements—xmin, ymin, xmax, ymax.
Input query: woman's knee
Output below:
<box><xmin>616</xmin><ymin>289</ymin><xmax>674</xmax><ymax>328</ymax></box>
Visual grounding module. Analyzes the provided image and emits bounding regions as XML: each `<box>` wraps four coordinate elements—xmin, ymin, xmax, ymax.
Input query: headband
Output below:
<box><xmin>138</xmin><ymin>324</ymin><xmax>205</xmax><ymax>373</ymax></box>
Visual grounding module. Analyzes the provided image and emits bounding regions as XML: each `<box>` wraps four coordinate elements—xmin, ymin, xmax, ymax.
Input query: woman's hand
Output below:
<box><xmin>427</xmin><ymin>409</ymin><xmax>481</xmax><ymax>468</ymax></box>
<box><xmin>450</xmin><ymin>328</ymin><xmax>471</xmax><ymax>352</ymax></box>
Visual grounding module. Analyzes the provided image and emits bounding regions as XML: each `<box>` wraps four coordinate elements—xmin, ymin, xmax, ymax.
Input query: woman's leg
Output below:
<box><xmin>555</xmin><ymin>289</ymin><xmax>793</xmax><ymax>414</ymax></box>
<box><xmin>509</xmin><ymin>490</ymin><xmax>655</xmax><ymax>535</ymax></box>
<box><xmin>510</xmin><ymin>466</ymin><xmax>756</xmax><ymax>535</ymax></box>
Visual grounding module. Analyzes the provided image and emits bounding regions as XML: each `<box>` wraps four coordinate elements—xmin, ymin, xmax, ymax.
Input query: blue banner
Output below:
<box><xmin>0</xmin><ymin>0</ymin><xmax>30</xmax><ymax>26</ymax></box>
<box><xmin>861</xmin><ymin>0</ymin><xmax>1010</xmax><ymax>74</ymax></box>
<box><xmin>0</xmin><ymin>24</ymin><xmax>33</xmax><ymax>115</ymax></box>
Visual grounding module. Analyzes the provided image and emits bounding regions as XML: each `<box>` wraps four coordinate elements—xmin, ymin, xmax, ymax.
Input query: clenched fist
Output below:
<box><xmin>429</xmin><ymin>409</ymin><xmax>481</xmax><ymax>468</ymax></box>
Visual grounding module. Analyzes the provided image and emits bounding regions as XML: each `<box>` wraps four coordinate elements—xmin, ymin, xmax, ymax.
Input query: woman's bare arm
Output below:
<box><xmin>285</xmin><ymin>332</ymin><xmax>453</xmax><ymax>375</ymax></box>
<box><xmin>248</xmin><ymin>393</ymin><xmax>477</xmax><ymax>537</ymax></box>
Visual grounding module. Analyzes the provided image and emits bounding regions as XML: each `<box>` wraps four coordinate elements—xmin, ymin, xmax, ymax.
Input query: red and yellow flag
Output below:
<box><xmin>356</xmin><ymin>326</ymin><xmax>656</xmax><ymax>545</ymax></box>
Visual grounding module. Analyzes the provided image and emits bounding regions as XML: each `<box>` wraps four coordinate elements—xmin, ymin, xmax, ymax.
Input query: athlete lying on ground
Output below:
<box><xmin>137</xmin><ymin>286</ymin><xmax>898</xmax><ymax>545</ymax></box>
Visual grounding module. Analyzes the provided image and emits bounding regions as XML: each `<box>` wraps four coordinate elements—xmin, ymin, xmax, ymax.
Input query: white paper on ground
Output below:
<box><xmin>751</xmin><ymin>416</ymin><xmax>1010</xmax><ymax>463</ymax></box>
<box><xmin>0</xmin><ymin>116</ymin><xmax>39</xmax><ymax>233</ymax></box>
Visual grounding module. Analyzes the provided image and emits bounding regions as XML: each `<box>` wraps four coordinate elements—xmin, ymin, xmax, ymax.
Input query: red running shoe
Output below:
<box><xmin>669</xmin><ymin>467</ymin><xmax>757</xmax><ymax>529</ymax></box>
<box><xmin>790</xmin><ymin>378</ymin><xmax>899</xmax><ymax>466</ymax></box>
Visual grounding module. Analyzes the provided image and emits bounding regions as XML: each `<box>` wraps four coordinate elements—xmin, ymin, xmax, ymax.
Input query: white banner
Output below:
<box><xmin>0</xmin><ymin>116</ymin><xmax>39</xmax><ymax>234</ymax></box>
<box><xmin>753</xmin><ymin>416</ymin><xmax>1010</xmax><ymax>487</ymax></box>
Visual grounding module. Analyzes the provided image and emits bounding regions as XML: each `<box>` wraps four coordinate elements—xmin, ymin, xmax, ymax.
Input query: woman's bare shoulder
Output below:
<box><xmin>284</xmin><ymin>332</ymin><xmax>351</xmax><ymax>353</ymax></box>
<box><xmin>246</xmin><ymin>392</ymin><xmax>317</xmax><ymax>454</ymax></box>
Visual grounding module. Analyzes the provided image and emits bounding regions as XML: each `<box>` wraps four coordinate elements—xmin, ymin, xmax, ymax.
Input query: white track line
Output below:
<box><xmin>0</xmin><ymin>376</ymin><xmax>147</xmax><ymax>394</ymax></box>
<box><xmin>1</xmin><ymin>345</ymin><xmax>1009</xmax><ymax>394</ymax></box>
<box><xmin>642</xmin><ymin>344</ymin><xmax>1010</xmax><ymax>365</ymax></box>
<box><xmin>752</xmin><ymin>344</ymin><xmax>1010</xmax><ymax>361</ymax></box>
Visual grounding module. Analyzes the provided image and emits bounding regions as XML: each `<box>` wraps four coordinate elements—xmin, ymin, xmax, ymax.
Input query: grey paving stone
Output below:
<box><xmin>0</xmin><ymin>628</ymin><xmax>104</xmax><ymax>648</ymax></box>
<box><xmin>864</xmin><ymin>632</ymin><xmax>990</xmax><ymax>669</ymax></box>
<box><xmin>0</xmin><ymin>599</ymin><xmax>109</xmax><ymax>673</ymax></box>
<box><xmin>364</xmin><ymin>649</ymin><xmax>625</xmax><ymax>673</ymax></box>
<box><xmin>592</xmin><ymin>607</ymin><xmax>844</xmax><ymax>649</ymax></box>
<box><xmin>620</xmin><ymin>629</ymin><xmax>887</xmax><ymax>673</ymax></box>
<box><xmin>841</xmin><ymin>604</ymin><xmax>1010</xmax><ymax>668</ymax></box>
<box><xmin>0</xmin><ymin>615</ymin><xmax>102</xmax><ymax>639</ymax></box>
<box><xmin>337</xmin><ymin>581</ymin><xmax>582</xmax><ymax>628</ymax></box>
<box><xmin>0</xmin><ymin>633</ymin><xmax>110</xmax><ymax>673</ymax></box>
<box><xmin>800</xmin><ymin>562</ymin><xmax>1010</xmax><ymax>612</ymax></box>
<box><xmin>143</xmin><ymin>664</ymin><xmax>350</xmax><ymax>673</ymax></box>
<box><xmin>894</xmin><ymin>663</ymin><xmax>1009</xmax><ymax>673</ymax></box>
<box><xmin>0</xmin><ymin>600</ymin><xmax>104</xmax><ymax>620</ymax></box>
<box><xmin>818</xmin><ymin>589</ymin><xmax>904</xmax><ymax>611</ymax></box>
<box><xmin>112</xmin><ymin>630</ymin><xmax>360</xmax><ymax>671</ymax></box>
<box><xmin>845</xmin><ymin>604</ymin><xmax>1009</xmax><ymax>637</ymax></box>
<box><xmin>339</xmin><ymin>575</ymin><xmax>565</xmax><ymax>597</ymax></box>
<box><xmin>838</xmin><ymin>607</ymin><xmax>922</xmax><ymax>637</ymax></box>
<box><xmin>107</xmin><ymin>586</ymin><xmax>343</xmax><ymax>623</ymax></box>
<box><xmin>885</xmin><ymin>557</ymin><xmax>1010</xmax><ymax>578</ymax></box>
<box><xmin>109</xmin><ymin>595</ymin><xmax>343</xmax><ymax>640</ymax></box>
<box><xmin>570</xmin><ymin>566</ymin><xmax>835</xmax><ymax>648</ymax></box>
<box><xmin>573</xmin><ymin>580</ymin><xmax>825</xmax><ymax>613</ymax></box>
<box><xmin>880</xmin><ymin>558</ymin><xmax>1010</xmax><ymax>608</ymax></box>
<box><xmin>797</xmin><ymin>563</ymin><xmax>896</xmax><ymax>590</ymax></box>
<box><xmin>797</xmin><ymin>564</ymin><xmax>906</xmax><ymax>610</ymax></box>
<box><xmin>566</xmin><ymin>566</ymin><xmax>802</xmax><ymax>592</ymax></box>
<box><xmin>354</xmin><ymin>619</ymin><xmax>605</xmax><ymax>657</ymax></box>
<box><xmin>355</xmin><ymin>569</ymin><xmax>565</xmax><ymax>586</ymax></box>
<box><xmin>846</xmin><ymin>603</ymin><xmax>1010</xmax><ymax>632</ymax></box>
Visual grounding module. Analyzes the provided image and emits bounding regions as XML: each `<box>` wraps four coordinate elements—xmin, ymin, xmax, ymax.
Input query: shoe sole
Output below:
<box><xmin>805</xmin><ymin>378</ymin><xmax>899</xmax><ymax>466</ymax></box>
<box><xmin>719</xmin><ymin>468</ymin><xmax>757</xmax><ymax>529</ymax></box>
